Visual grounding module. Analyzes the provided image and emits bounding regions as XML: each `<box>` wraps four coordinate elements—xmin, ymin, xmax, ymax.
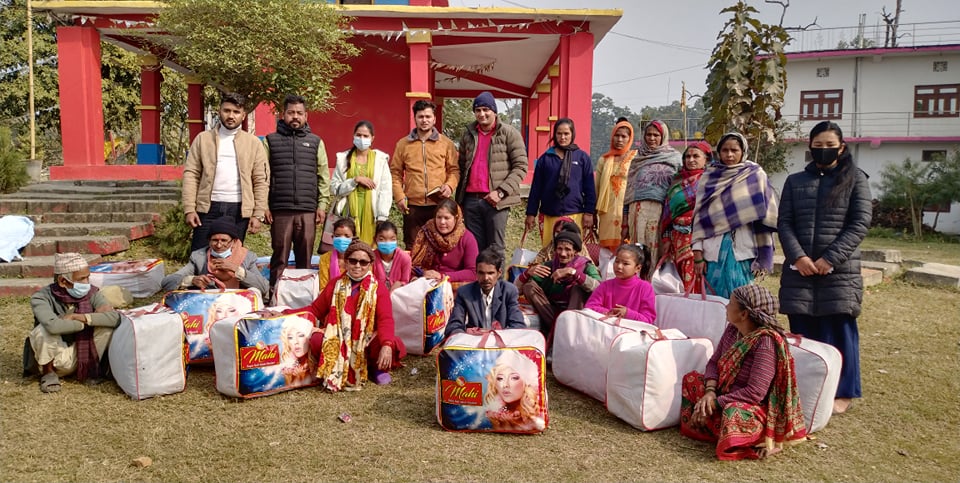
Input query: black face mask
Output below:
<box><xmin>810</xmin><ymin>147</ymin><xmax>840</xmax><ymax>165</ymax></box>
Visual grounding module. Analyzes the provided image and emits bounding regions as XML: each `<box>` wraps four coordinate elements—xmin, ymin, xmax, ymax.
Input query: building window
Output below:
<box><xmin>800</xmin><ymin>89</ymin><xmax>843</xmax><ymax>120</ymax></box>
<box><xmin>816</xmin><ymin>67</ymin><xmax>830</xmax><ymax>78</ymax></box>
<box><xmin>914</xmin><ymin>84</ymin><xmax>959</xmax><ymax>118</ymax></box>
<box><xmin>922</xmin><ymin>150</ymin><xmax>947</xmax><ymax>162</ymax></box>
<box><xmin>933</xmin><ymin>61</ymin><xmax>948</xmax><ymax>72</ymax></box>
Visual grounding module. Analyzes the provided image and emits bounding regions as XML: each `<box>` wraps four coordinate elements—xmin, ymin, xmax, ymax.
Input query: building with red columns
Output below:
<box><xmin>35</xmin><ymin>0</ymin><xmax>621</xmax><ymax>182</ymax></box>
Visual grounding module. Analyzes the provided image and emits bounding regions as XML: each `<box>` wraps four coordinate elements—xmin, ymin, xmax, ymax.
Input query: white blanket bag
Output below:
<box><xmin>109</xmin><ymin>303</ymin><xmax>186</xmax><ymax>400</ymax></box>
<box><xmin>438</xmin><ymin>329</ymin><xmax>548</xmax><ymax>433</ymax></box>
<box><xmin>518</xmin><ymin>303</ymin><xmax>540</xmax><ymax>331</ymax></box>
<box><xmin>273</xmin><ymin>268</ymin><xmax>319</xmax><ymax>308</ymax></box>
<box><xmin>210</xmin><ymin>311</ymin><xmax>321</xmax><ymax>399</ymax></box>
<box><xmin>655</xmin><ymin>292</ymin><xmax>728</xmax><ymax>349</ymax></box>
<box><xmin>89</xmin><ymin>259</ymin><xmax>165</xmax><ymax>298</ymax></box>
<box><xmin>788</xmin><ymin>333</ymin><xmax>842</xmax><ymax>433</ymax></box>
<box><xmin>552</xmin><ymin>309</ymin><xmax>658</xmax><ymax>402</ymax></box>
<box><xmin>392</xmin><ymin>277</ymin><xmax>453</xmax><ymax>355</ymax></box>
<box><xmin>606</xmin><ymin>328</ymin><xmax>715</xmax><ymax>431</ymax></box>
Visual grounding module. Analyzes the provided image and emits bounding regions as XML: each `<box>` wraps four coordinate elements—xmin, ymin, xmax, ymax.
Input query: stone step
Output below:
<box><xmin>0</xmin><ymin>191</ymin><xmax>181</xmax><ymax>201</ymax></box>
<box><xmin>0</xmin><ymin>254</ymin><xmax>103</xmax><ymax>278</ymax></box>
<box><xmin>12</xmin><ymin>180</ymin><xmax>180</xmax><ymax>193</ymax></box>
<box><xmin>860</xmin><ymin>260</ymin><xmax>902</xmax><ymax>277</ymax></box>
<box><xmin>0</xmin><ymin>199</ymin><xmax>177</xmax><ymax>216</ymax></box>
<box><xmin>24</xmin><ymin>212</ymin><xmax>159</xmax><ymax>224</ymax></box>
<box><xmin>861</xmin><ymin>268</ymin><xmax>883</xmax><ymax>287</ymax></box>
<box><xmin>0</xmin><ymin>277</ymin><xmax>50</xmax><ymax>298</ymax></box>
<box><xmin>904</xmin><ymin>263</ymin><xmax>960</xmax><ymax>289</ymax></box>
<box><xmin>22</xmin><ymin>235</ymin><xmax>130</xmax><ymax>257</ymax></box>
<box><xmin>861</xmin><ymin>249</ymin><xmax>903</xmax><ymax>263</ymax></box>
<box><xmin>33</xmin><ymin>221</ymin><xmax>155</xmax><ymax>240</ymax></box>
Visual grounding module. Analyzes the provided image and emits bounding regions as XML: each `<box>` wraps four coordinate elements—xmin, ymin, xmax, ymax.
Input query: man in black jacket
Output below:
<box><xmin>264</xmin><ymin>94</ymin><xmax>331</xmax><ymax>296</ymax></box>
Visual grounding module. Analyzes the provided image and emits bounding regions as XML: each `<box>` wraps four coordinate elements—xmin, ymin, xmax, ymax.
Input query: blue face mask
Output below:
<box><xmin>333</xmin><ymin>236</ymin><xmax>352</xmax><ymax>253</ymax></box>
<box><xmin>377</xmin><ymin>241</ymin><xmax>398</xmax><ymax>255</ymax></box>
<box><xmin>211</xmin><ymin>248</ymin><xmax>232</xmax><ymax>259</ymax></box>
<box><xmin>67</xmin><ymin>281</ymin><xmax>91</xmax><ymax>299</ymax></box>
<box><xmin>353</xmin><ymin>136</ymin><xmax>372</xmax><ymax>151</ymax></box>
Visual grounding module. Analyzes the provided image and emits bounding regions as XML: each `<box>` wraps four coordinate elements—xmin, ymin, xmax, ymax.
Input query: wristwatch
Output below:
<box><xmin>256</xmin><ymin>215</ymin><xmax>265</xmax><ymax>223</ymax></box>
<box><xmin>496</xmin><ymin>188</ymin><xmax>507</xmax><ymax>198</ymax></box>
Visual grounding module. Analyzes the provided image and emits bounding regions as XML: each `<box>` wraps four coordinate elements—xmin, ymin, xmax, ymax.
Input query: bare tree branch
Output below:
<box><xmin>764</xmin><ymin>0</ymin><xmax>789</xmax><ymax>26</ymax></box>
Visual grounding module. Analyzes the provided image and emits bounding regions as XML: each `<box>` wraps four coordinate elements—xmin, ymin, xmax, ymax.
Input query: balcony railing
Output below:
<box><xmin>781</xmin><ymin>111</ymin><xmax>960</xmax><ymax>138</ymax></box>
<box><xmin>786</xmin><ymin>20</ymin><xmax>960</xmax><ymax>53</ymax></box>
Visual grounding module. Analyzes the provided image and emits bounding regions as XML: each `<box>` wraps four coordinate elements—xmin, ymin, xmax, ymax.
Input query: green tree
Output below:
<box><xmin>703</xmin><ymin>1</ymin><xmax>790</xmax><ymax>172</ymax></box>
<box><xmin>0</xmin><ymin>1</ymin><xmax>61</xmax><ymax>136</ymax></box>
<box><xmin>441</xmin><ymin>98</ymin><xmax>475</xmax><ymax>143</ymax></box>
<box><xmin>156</xmin><ymin>0</ymin><xmax>358</xmax><ymax>111</ymax></box>
<box><xmin>876</xmin><ymin>158</ymin><xmax>943</xmax><ymax>238</ymax></box>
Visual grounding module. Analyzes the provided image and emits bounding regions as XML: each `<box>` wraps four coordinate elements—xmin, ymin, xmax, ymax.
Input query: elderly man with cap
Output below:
<box><xmin>161</xmin><ymin>216</ymin><xmax>269</xmax><ymax>295</ymax></box>
<box><xmin>515</xmin><ymin>228</ymin><xmax>600</xmax><ymax>341</ymax></box>
<box><xmin>456</xmin><ymin>91</ymin><xmax>528</xmax><ymax>257</ymax></box>
<box><xmin>26</xmin><ymin>252</ymin><xmax>120</xmax><ymax>393</ymax></box>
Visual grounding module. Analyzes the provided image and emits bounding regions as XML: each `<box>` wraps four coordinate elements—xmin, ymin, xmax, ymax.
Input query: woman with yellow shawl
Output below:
<box><xmin>594</xmin><ymin>120</ymin><xmax>637</xmax><ymax>252</ymax></box>
<box><xmin>332</xmin><ymin>120</ymin><xmax>393</xmax><ymax>244</ymax></box>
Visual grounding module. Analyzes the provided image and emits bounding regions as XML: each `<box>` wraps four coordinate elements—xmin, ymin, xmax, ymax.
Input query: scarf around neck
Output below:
<box><xmin>50</xmin><ymin>282</ymin><xmax>101</xmax><ymax>381</ymax></box>
<box><xmin>206</xmin><ymin>239</ymin><xmax>248</xmax><ymax>289</ymax></box>
<box><xmin>691</xmin><ymin>160</ymin><xmax>778</xmax><ymax>243</ymax></box>
<box><xmin>410</xmin><ymin>217</ymin><xmax>465</xmax><ymax>271</ymax></box>
<box><xmin>317</xmin><ymin>272</ymin><xmax>379</xmax><ymax>391</ymax></box>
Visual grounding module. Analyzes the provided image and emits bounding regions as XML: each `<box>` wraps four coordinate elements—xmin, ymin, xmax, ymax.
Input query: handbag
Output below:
<box><xmin>319</xmin><ymin>195</ymin><xmax>349</xmax><ymax>254</ymax></box>
<box><xmin>651</xmin><ymin>255</ymin><xmax>683</xmax><ymax>295</ymax></box>
<box><xmin>510</xmin><ymin>228</ymin><xmax>538</xmax><ymax>267</ymax></box>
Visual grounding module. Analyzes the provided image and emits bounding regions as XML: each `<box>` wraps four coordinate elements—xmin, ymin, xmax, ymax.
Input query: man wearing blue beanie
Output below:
<box><xmin>456</xmin><ymin>91</ymin><xmax>528</xmax><ymax>262</ymax></box>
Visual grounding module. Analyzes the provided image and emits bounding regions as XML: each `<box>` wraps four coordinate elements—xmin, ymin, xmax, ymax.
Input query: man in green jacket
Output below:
<box><xmin>27</xmin><ymin>253</ymin><xmax>120</xmax><ymax>393</ymax></box>
<box><xmin>456</xmin><ymin>91</ymin><xmax>528</xmax><ymax>258</ymax></box>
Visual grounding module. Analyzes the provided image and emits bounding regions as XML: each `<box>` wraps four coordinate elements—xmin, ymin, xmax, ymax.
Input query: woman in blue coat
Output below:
<box><xmin>524</xmin><ymin>118</ymin><xmax>597</xmax><ymax>247</ymax></box>
<box><xmin>778</xmin><ymin>121</ymin><xmax>872</xmax><ymax>415</ymax></box>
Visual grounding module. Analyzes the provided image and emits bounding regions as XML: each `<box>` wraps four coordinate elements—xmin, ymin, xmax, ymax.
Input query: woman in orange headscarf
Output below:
<box><xmin>593</xmin><ymin>120</ymin><xmax>637</xmax><ymax>252</ymax></box>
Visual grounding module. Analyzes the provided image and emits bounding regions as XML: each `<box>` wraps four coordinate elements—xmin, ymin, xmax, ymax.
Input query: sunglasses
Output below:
<box><xmin>346</xmin><ymin>257</ymin><xmax>371</xmax><ymax>267</ymax></box>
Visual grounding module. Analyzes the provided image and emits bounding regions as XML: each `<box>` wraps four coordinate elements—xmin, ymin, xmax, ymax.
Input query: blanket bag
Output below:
<box><xmin>210</xmin><ymin>311</ymin><xmax>320</xmax><ymax>398</ymax></box>
<box><xmin>392</xmin><ymin>277</ymin><xmax>453</xmax><ymax>355</ymax></box>
<box><xmin>606</xmin><ymin>328</ymin><xmax>714</xmax><ymax>431</ymax></box>
<box><xmin>162</xmin><ymin>289</ymin><xmax>262</xmax><ymax>364</ymax></box>
<box><xmin>552</xmin><ymin>309</ymin><xmax>658</xmax><ymax>402</ymax></box>
<box><xmin>788</xmin><ymin>333</ymin><xmax>842</xmax><ymax>433</ymax></box>
<box><xmin>273</xmin><ymin>268</ymin><xmax>319</xmax><ymax>308</ymax></box>
<box><xmin>437</xmin><ymin>329</ymin><xmax>548</xmax><ymax>433</ymax></box>
<box><xmin>654</xmin><ymin>292</ymin><xmax>728</xmax><ymax>349</ymax></box>
<box><xmin>518</xmin><ymin>303</ymin><xmax>540</xmax><ymax>331</ymax></box>
<box><xmin>109</xmin><ymin>303</ymin><xmax>187</xmax><ymax>400</ymax></box>
<box><xmin>89</xmin><ymin>259</ymin><xmax>164</xmax><ymax>298</ymax></box>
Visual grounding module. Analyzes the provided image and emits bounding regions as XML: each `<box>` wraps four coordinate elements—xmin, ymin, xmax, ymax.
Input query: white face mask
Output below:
<box><xmin>353</xmin><ymin>136</ymin><xmax>372</xmax><ymax>151</ymax></box>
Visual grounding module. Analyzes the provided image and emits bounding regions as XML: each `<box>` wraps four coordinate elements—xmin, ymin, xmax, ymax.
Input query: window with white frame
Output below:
<box><xmin>914</xmin><ymin>84</ymin><xmax>959</xmax><ymax>118</ymax></box>
<box><xmin>799</xmin><ymin>90</ymin><xmax>843</xmax><ymax>120</ymax></box>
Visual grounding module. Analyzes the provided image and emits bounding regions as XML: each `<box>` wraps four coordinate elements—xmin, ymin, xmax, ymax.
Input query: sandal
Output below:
<box><xmin>40</xmin><ymin>372</ymin><xmax>61</xmax><ymax>393</ymax></box>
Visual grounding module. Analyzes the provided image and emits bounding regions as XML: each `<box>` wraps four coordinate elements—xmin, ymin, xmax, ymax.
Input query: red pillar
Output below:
<box><xmin>559</xmin><ymin>31</ymin><xmax>594</xmax><ymax>154</ymax></box>
<box><xmin>139</xmin><ymin>55</ymin><xmax>161</xmax><ymax>144</ymax></box>
<box><xmin>535</xmin><ymin>83</ymin><xmax>552</xmax><ymax>159</ymax></box>
<box><xmin>253</xmin><ymin>103</ymin><xmax>276</xmax><ymax>137</ymax></box>
<box><xmin>406</xmin><ymin>30</ymin><xmax>433</xmax><ymax>129</ymax></box>
<box><xmin>526</xmin><ymin>94</ymin><xmax>539</xmax><ymax>172</ymax></box>
<box><xmin>55</xmin><ymin>26</ymin><xmax>104</xmax><ymax>169</ymax></box>
<box><xmin>549</xmin><ymin>64</ymin><xmax>561</xmax><ymax>122</ymax></box>
<box><xmin>435</xmin><ymin>96</ymin><xmax>444</xmax><ymax>133</ymax></box>
<box><xmin>186</xmin><ymin>75</ymin><xmax>205</xmax><ymax>143</ymax></box>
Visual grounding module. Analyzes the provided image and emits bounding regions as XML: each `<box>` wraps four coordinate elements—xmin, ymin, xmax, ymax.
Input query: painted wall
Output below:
<box><xmin>770</xmin><ymin>141</ymin><xmax>960</xmax><ymax>235</ymax></box>
<box><xmin>784</xmin><ymin>50</ymin><xmax>960</xmax><ymax>138</ymax></box>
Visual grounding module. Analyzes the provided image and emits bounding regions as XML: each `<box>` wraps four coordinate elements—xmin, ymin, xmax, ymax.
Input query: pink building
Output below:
<box><xmin>35</xmin><ymin>0</ymin><xmax>621</xmax><ymax>182</ymax></box>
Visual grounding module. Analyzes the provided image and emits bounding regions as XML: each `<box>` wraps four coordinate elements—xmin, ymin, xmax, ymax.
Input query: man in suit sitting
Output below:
<box><xmin>445</xmin><ymin>248</ymin><xmax>526</xmax><ymax>337</ymax></box>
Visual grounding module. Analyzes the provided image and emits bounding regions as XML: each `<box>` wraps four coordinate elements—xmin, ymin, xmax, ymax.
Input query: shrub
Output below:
<box><xmin>155</xmin><ymin>200</ymin><xmax>193</xmax><ymax>262</ymax></box>
<box><xmin>0</xmin><ymin>126</ymin><xmax>30</xmax><ymax>193</ymax></box>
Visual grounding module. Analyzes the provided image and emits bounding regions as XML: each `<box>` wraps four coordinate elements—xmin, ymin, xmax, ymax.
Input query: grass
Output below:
<box><xmin>3</xmin><ymin>207</ymin><xmax>960</xmax><ymax>482</ymax></box>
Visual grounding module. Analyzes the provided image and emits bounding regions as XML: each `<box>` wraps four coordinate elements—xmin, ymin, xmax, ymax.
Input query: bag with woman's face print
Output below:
<box><xmin>162</xmin><ymin>289</ymin><xmax>262</xmax><ymax>364</ymax></box>
<box><xmin>436</xmin><ymin>329</ymin><xmax>548</xmax><ymax>434</ymax></box>
<box><xmin>392</xmin><ymin>277</ymin><xmax>453</xmax><ymax>355</ymax></box>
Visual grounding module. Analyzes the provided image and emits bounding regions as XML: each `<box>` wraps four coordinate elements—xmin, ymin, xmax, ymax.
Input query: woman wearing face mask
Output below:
<box><xmin>778</xmin><ymin>121</ymin><xmax>872</xmax><ymax>415</ymax></box>
<box><xmin>332</xmin><ymin>120</ymin><xmax>393</xmax><ymax>244</ymax></box>
<box><xmin>317</xmin><ymin>218</ymin><xmax>357</xmax><ymax>291</ymax></box>
<box><xmin>525</xmin><ymin>118</ymin><xmax>597</xmax><ymax>247</ymax></box>
<box><xmin>287</xmin><ymin>240</ymin><xmax>405</xmax><ymax>391</ymax></box>
<box><xmin>161</xmin><ymin>217</ymin><xmax>269</xmax><ymax>296</ymax></box>
<box><xmin>371</xmin><ymin>221</ymin><xmax>411</xmax><ymax>291</ymax></box>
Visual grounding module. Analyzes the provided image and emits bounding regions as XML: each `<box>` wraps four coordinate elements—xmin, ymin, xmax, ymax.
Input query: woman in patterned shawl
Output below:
<box><xmin>295</xmin><ymin>241</ymin><xmax>405</xmax><ymax>391</ymax></box>
<box><xmin>623</xmin><ymin>120</ymin><xmax>682</xmax><ymax>262</ymax></box>
<box><xmin>659</xmin><ymin>141</ymin><xmax>711</xmax><ymax>293</ymax></box>
<box><xmin>680</xmin><ymin>284</ymin><xmax>807</xmax><ymax>460</ymax></box>
<box><xmin>691</xmin><ymin>132</ymin><xmax>778</xmax><ymax>298</ymax></box>
<box><xmin>594</xmin><ymin>120</ymin><xmax>637</xmax><ymax>251</ymax></box>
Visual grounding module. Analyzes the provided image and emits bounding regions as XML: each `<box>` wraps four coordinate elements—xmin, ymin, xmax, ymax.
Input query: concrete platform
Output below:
<box><xmin>861</xmin><ymin>260</ymin><xmax>902</xmax><ymax>277</ymax></box>
<box><xmin>0</xmin><ymin>277</ymin><xmax>51</xmax><ymax>298</ymax></box>
<box><xmin>861</xmin><ymin>249</ymin><xmax>903</xmax><ymax>263</ymax></box>
<box><xmin>0</xmin><ymin>254</ymin><xmax>103</xmax><ymax>278</ymax></box>
<box><xmin>22</xmin><ymin>235</ymin><xmax>131</xmax><ymax>257</ymax></box>
<box><xmin>862</xmin><ymin>268</ymin><xmax>884</xmax><ymax>287</ymax></box>
<box><xmin>904</xmin><ymin>263</ymin><xmax>960</xmax><ymax>289</ymax></box>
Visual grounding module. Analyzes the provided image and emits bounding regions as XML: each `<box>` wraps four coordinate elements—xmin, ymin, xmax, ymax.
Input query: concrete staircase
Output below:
<box><xmin>0</xmin><ymin>181</ymin><xmax>180</xmax><ymax>297</ymax></box>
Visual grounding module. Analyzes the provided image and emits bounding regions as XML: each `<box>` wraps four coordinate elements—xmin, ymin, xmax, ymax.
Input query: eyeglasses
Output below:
<box><xmin>346</xmin><ymin>258</ymin><xmax>371</xmax><ymax>267</ymax></box>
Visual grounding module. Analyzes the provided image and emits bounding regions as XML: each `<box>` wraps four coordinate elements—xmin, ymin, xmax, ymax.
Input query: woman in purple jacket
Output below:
<box><xmin>524</xmin><ymin>118</ymin><xmax>597</xmax><ymax>247</ymax></box>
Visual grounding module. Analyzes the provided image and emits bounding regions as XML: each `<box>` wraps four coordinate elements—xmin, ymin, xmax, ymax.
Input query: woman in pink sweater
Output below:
<box><xmin>584</xmin><ymin>244</ymin><xmax>656</xmax><ymax>323</ymax></box>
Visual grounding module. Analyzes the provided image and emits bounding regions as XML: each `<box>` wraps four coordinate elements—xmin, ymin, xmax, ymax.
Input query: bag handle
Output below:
<box><xmin>784</xmin><ymin>332</ymin><xmax>804</xmax><ymax>346</ymax></box>
<box><xmin>519</xmin><ymin>228</ymin><xmax>533</xmax><ymax>251</ymax></box>
<box><xmin>478</xmin><ymin>330</ymin><xmax>507</xmax><ymax>349</ymax></box>
<box><xmin>281</xmin><ymin>272</ymin><xmax>317</xmax><ymax>283</ymax></box>
<box><xmin>639</xmin><ymin>327</ymin><xmax>667</xmax><ymax>340</ymax></box>
<box><xmin>600</xmin><ymin>314</ymin><xmax>624</xmax><ymax>327</ymax></box>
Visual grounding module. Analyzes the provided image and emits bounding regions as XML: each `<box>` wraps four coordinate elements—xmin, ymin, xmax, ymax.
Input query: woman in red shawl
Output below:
<box><xmin>680</xmin><ymin>284</ymin><xmax>806</xmax><ymax>460</ymax></box>
<box><xmin>658</xmin><ymin>141</ymin><xmax>711</xmax><ymax>293</ymax></box>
